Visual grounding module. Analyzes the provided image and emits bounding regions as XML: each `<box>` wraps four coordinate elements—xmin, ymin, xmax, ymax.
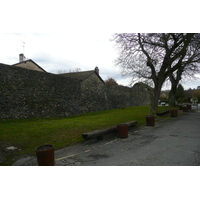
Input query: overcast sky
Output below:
<box><xmin>1</xmin><ymin>0</ymin><xmax>200</xmax><ymax>89</ymax></box>
<box><xmin>1</xmin><ymin>33</ymin><xmax>200</xmax><ymax>89</ymax></box>
<box><xmin>0</xmin><ymin>33</ymin><xmax>133</xmax><ymax>85</ymax></box>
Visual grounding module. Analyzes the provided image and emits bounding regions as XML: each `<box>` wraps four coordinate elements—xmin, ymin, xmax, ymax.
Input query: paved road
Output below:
<box><xmin>13</xmin><ymin>110</ymin><xmax>200</xmax><ymax>166</ymax></box>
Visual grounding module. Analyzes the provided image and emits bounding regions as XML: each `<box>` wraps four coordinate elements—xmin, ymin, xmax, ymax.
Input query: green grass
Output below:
<box><xmin>0</xmin><ymin>105</ymin><xmax>177</xmax><ymax>165</ymax></box>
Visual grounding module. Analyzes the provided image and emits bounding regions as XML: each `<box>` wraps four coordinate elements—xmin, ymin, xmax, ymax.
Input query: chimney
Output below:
<box><xmin>19</xmin><ymin>53</ymin><xmax>26</xmax><ymax>62</ymax></box>
<box><xmin>95</xmin><ymin>66</ymin><xmax>99</xmax><ymax>74</ymax></box>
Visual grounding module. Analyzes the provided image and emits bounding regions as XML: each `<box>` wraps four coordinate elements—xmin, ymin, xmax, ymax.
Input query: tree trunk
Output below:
<box><xmin>168</xmin><ymin>88</ymin><xmax>177</xmax><ymax>107</ymax></box>
<box><xmin>151</xmin><ymin>84</ymin><xmax>162</xmax><ymax>111</ymax></box>
<box><xmin>168</xmin><ymin>68</ymin><xmax>183</xmax><ymax>107</ymax></box>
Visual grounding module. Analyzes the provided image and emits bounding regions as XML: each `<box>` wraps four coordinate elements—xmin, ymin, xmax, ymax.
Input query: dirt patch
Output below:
<box><xmin>0</xmin><ymin>142</ymin><xmax>21</xmax><ymax>165</ymax></box>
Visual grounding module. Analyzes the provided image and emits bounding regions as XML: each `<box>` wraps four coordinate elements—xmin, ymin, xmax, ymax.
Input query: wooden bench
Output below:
<box><xmin>155</xmin><ymin>109</ymin><xmax>170</xmax><ymax>116</ymax></box>
<box><xmin>82</xmin><ymin>120</ymin><xmax>138</xmax><ymax>140</ymax></box>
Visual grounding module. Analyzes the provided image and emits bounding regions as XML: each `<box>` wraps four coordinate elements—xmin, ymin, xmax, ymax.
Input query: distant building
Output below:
<box><xmin>1</xmin><ymin>54</ymin><xmax>104</xmax><ymax>87</ymax></box>
<box><xmin>12</xmin><ymin>54</ymin><xmax>46</xmax><ymax>72</ymax></box>
<box><xmin>59</xmin><ymin>67</ymin><xmax>105</xmax><ymax>86</ymax></box>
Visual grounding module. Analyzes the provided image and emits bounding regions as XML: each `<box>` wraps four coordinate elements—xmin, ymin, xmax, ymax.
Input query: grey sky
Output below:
<box><xmin>0</xmin><ymin>33</ymin><xmax>132</xmax><ymax>86</ymax></box>
<box><xmin>1</xmin><ymin>0</ymin><xmax>200</xmax><ymax>89</ymax></box>
<box><xmin>1</xmin><ymin>33</ymin><xmax>200</xmax><ymax>89</ymax></box>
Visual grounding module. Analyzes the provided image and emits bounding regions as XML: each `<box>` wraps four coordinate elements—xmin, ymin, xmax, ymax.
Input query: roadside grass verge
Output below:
<box><xmin>0</xmin><ymin>105</ymin><xmax>177</xmax><ymax>165</ymax></box>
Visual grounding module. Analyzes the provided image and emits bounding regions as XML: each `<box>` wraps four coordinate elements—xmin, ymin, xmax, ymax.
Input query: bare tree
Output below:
<box><xmin>105</xmin><ymin>77</ymin><xmax>118</xmax><ymax>86</ymax></box>
<box><xmin>168</xmin><ymin>34</ymin><xmax>200</xmax><ymax>106</ymax></box>
<box><xmin>69</xmin><ymin>68</ymin><xmax>81</xmax><ymax>73</ymax></box>
<box><xmin>113</xmin><ymin>33</ymin><xmax>199</xmax><ymax>110</ymax></box>
<box><xmin>57</xmin><ymin>69</ymin><xmax>67</xmax><ymax>74</ymax></box>
<box><xmin>57</xmin><ymin>68</ymin><xmax>81</xmax><ymax>74</ymax></box>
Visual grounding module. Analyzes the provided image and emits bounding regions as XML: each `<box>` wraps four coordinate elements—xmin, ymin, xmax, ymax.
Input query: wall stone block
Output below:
<box><xmin>0</xmin><ymin>64</ymin><xmax>152</xmax><ymax>119</ymax></box>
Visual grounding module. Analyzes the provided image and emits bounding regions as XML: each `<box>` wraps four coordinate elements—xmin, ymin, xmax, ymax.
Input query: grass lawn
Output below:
<box><xmin>0</xmin><ymin>105</ymin><xmax>177</xmax><ymax>165</ymax></box>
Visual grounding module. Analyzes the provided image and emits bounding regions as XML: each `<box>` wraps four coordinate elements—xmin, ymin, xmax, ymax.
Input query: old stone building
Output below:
<box><xmin>60</xmin><ymin>67</ymin><xmax>105</xmax><ymax>88</ymax></box>
<box><xmin>12</xmin><ymin>54</ymin><xmax>46</xmax><ymax>72</ymax></box>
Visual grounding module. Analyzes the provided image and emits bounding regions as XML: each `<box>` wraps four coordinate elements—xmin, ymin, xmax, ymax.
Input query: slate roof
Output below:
<box><xmin>60</xmin><ymin>70</ymin><xmax>105</xmax><ymax>84</ymax></box>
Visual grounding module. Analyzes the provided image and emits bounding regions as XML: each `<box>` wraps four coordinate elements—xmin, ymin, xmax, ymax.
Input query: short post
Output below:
<box><xmin>170</xmin><ymin>110</ymin><xmax>178</xmax><ymax>118</ymax></box>
<box><xmin>117</xmin><ymin>124</ymin><xmax>128</xmax><ymax>138</ymax></box>
<box><xmin>35</xmin><ymin>144</ymin><xmax>54</xmax><ymax>166</ymax></box>
<box><xmin>145</xmin><ymin>115</ymin><xmax>155</xmax><ymax>126</ymax></box>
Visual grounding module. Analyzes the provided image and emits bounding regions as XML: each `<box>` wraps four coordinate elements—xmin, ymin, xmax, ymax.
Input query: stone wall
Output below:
<box><xmin>0</xmin><ymin>64</ymin><xmax>152</xmax><ymax>119</ymax></box>
<box><xmin>131</xmin><ymin>82</ymin><xmax>153</xmax><ymax>106</ymax></box>
<box><xmin>0</xmin><ymin>64</ymin><xmax>81</xmax><ymax>119</ymax></box>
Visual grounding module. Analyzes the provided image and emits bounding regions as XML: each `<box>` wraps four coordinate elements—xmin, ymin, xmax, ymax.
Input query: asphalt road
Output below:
<box><xmin>13</xmin><ymin>109</ymin><xmax>200</xmax><ymax>166</ymax></box>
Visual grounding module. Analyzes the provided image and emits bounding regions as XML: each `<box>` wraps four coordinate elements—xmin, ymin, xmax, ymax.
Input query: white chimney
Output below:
<box><xmin>19</xmin><ymin>53</ymin><xmax>26</xmax><ymax>62</ymax></box>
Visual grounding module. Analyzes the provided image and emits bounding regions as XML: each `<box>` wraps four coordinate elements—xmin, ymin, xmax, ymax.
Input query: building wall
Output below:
<box><xmin>14</xmin><ymin>60</ymin><xmax>44</xmax><ymax>72</ymax></box>
<box><xmin>0</xmin><ymin>64</ymin><xmax>152</xmax><ymax>119</ymax></box>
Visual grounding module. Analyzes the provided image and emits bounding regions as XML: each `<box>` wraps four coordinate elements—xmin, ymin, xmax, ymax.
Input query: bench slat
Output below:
<box><xmin>156</xmin><ymin>109</ymin><xmax>170</xmax><ymax>116</ymax></box>
<box><xmin>82</xmin><ymin>126</ymin><xmax>117</xmax><ymax>139</ymax></box>
<box><xmin>82</xmin><ymin>120</ymin><xmax>138</xmax><ymax>140</ymax></box>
